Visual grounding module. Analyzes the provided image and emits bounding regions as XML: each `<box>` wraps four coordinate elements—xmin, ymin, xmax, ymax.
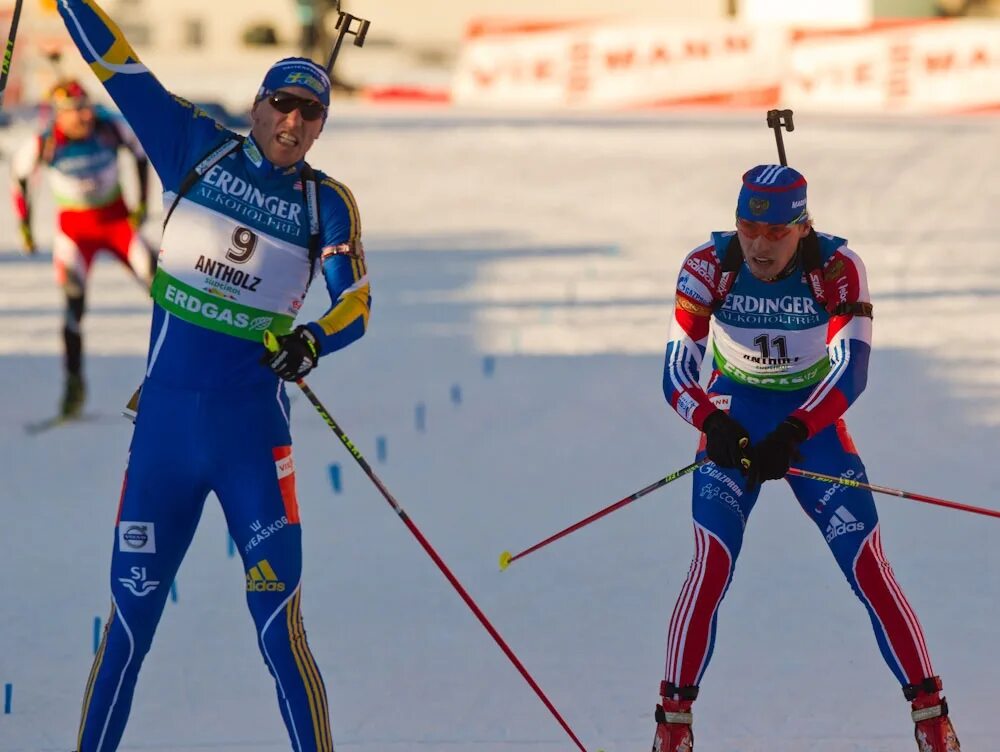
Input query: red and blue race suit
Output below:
<box><xmin>11</xmin><ymin>107</ymin><xmax>153</xmax><ymax>380</ymax></box>
<box><xmin>660</xmin><ymin>231</ymin><xmax>937</xmax><ymax>694</ymax></box>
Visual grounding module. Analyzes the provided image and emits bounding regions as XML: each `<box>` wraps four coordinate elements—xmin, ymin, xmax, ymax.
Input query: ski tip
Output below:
<box><xmin>498</xmin><ymin>550</ymin><xmax>512</xmax><ymax>571</ymax></box>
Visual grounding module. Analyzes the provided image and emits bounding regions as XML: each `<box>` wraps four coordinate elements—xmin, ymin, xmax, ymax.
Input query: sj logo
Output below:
<box><xmin>119</xmin><ymin>566</ymin><xmax>160</xmax><ymax>597</ymax></box>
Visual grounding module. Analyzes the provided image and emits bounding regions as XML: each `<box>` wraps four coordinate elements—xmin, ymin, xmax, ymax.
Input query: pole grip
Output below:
<box><xmin>263</xmin><ymin>330</ymin><xmax>279</xmax><ymax>352</ymax></box>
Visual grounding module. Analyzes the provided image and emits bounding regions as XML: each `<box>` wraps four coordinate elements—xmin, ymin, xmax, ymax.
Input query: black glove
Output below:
<box><xmin>261</xmin><ymin>325</ymin><xmax>321</xmax><ymax>381</ymax></box>
<box><xmin>702</xmin><ymin>410</ymin><xmax>752</xmax><ymax>472</ymax></box>
<box><xmin>746</xmin><ymin>417</ymin><xmax>808</xmax><ymax>487</ymax></box>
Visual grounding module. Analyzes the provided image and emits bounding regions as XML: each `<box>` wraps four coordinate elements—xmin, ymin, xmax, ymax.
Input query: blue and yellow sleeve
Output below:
<box><xmin>303</xmin><ymin>176</ymin><xmax>370</xmax><ymax>355</ymax></box>
<box><xmin>57</xmin><ymin>0</ymin><xmax>226</xmax><ymax>190</ymax></box>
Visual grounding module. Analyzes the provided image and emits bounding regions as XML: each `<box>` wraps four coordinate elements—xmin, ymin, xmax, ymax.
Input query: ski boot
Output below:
<box><xmin>60</xmin><ymin>373</ymin><xmax>86</xmax><ymax>419</ymax></box>
<box><xmin>652</xmin><ymin>681</ymin><xmax>696</xmax><ymax>752</ymax></box>
<box><xmin>906</xmin><ymin>676</ymin><xmax>960</xmax><ymax>752</ymax></box>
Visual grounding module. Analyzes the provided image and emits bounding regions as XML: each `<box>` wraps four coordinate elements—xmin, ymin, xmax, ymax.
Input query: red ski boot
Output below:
<box><xmin>906</xmin><ymin>676</ymin><xmax>960</xmax><ymax>752</ymax></box>
<box><xmin>652</xmin><ymin>682</ymin><xmax>696</xmax><ymax>752</ymax></box>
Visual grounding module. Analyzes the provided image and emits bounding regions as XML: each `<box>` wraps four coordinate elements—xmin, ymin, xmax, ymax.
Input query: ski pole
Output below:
<box><xmin>499</xmin><ymin>459</ymin><xmax>709</xmax><ymax>572</ymax></box>
<box><xmin>263</xmin><ymin>332</ymin><xmax>590</xmax><ymax>752</ymax></box>
<box><xmin>787</xmin><ymin>467</ymin><xmax>1000</xmax><ymax>521</ymax></box>
<box><xmin>0</xmin><ymin>0</ymin><xmax>25</xmax><ymax>109</ymax></box>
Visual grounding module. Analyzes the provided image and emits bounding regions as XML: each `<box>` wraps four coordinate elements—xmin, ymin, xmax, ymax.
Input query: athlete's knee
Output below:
<box><xmin>64</xmin><ymin>291</ymin><xmax>85</xmax><ymax>328</ymax></box>
<box><xmin>110</xmin><ymin>570</ymin><xmax>172</xmax><ymax>645</ymax></box>
<box><xmin>98</xmin><ymin>604</ymin><xmax>158</xmax><ymax>666</ymax></box>
<box><xmin>245</xmin><ymin>577</ymin><xmax>300</xmax><ymax>635</ymax></box>
<box><xmin>63</xmin><ymin>270</ymin><xmax>86</xmax><ymax>306</ymax></box>
<box><xmin>842</xmin><ymin>525</ymin><xmax>899</xmax><ymax>598</ymax></box>
<box><xmin>683</xmin><ymin>523</ymin><xmax>738</xmax><ymax>591</ymax></box>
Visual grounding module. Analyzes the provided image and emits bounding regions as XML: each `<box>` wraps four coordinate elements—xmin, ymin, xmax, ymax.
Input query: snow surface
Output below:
<box><xmin>1</xmin><ymin>109</ymin><xmax>998</xmax><ymax>751</ymax></box>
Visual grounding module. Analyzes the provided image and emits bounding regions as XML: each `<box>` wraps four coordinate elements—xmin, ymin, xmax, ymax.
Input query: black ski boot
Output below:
<box><xmin>60</xmin><ymin>373</ymin><xmax>86</xmax><ymax>418</ymax></box>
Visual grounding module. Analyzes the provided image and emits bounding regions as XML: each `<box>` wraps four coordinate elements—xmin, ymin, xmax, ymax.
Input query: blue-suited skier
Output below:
<box><xmin>57</xmin><ymin>1</ymin><xmax>370</xmax><ymax>750</ymax></box>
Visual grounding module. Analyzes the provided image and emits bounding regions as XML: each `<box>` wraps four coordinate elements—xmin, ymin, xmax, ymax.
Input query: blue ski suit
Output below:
<box><xmin>58</xmin><ymin>2</ymin><xmax>370</xmax><ymax>750</ymax></box>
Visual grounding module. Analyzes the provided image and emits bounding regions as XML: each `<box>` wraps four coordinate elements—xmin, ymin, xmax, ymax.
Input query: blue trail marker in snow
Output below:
<box><xmin>376</xmin><ymin>436</ymin><xmax>387</xmax><ymax>463</ymax></box>
<box><xmin>93</xmin><ymin>616</ymin><xmax>101</xmax><ymax>655</ymax></box>
<box><xmin>170</xmin><ymin>581</ymin><xmax>178</xmax><ymax>603</ymax></box>
<box><xmin>329</xmin><ymin>463</ymin><xmax>342</xmax><ymax>493</ymax></box>
<box><xmin>415</xmin><ymin>402</ymin><xmax>426</xmax><ymax>432</ymax></box>
<box><xmin>227</xmin><ymin>535</ymin><xmax>235</xmax><ymax>558</ymax></box>
<box><xmin>450</xmin><ymin>384</ymin><xmax>462</xmax><ymax>405</ymax></box>
<box><xmin>4</xmin><ymin>683</ymin><xmax>11</xmax><ymax>714</ymax></box>
<box><xmin>483</xmin><ymin>355</ymin><xmax>495</xmax><ymax>377</ymax></box>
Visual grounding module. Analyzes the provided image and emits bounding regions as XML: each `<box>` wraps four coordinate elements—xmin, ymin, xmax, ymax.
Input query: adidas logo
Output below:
<box><xmin>825</xmin><ymin>506</ymin><xmax>865</xmax><ymax>542</ymax></box>
<box><xmin>246</xmin><ymin>559</ymin><xmax>286</xmax><ymax>592</ymax></box>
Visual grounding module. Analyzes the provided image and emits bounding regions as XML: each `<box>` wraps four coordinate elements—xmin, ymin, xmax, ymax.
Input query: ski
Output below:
<box><xmin>24</xmin><ymin>413</ymin><xmax>114</xmax><ymax>435</ymax></box>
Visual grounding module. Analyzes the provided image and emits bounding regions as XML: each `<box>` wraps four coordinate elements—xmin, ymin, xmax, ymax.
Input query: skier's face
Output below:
<box><xmin>736</xmin><ymin>219</ymin><xmax>810</xmax><ymax>281</ymax></box>
<box><xmin>251</xmin><ymin>85</ymin><xmax>326</xmax><ymax>168</ymax></box>
<box><xmin>54</xmin><ymin>101</ymin><xmax>95</xmax><ymax>140</ymax></box>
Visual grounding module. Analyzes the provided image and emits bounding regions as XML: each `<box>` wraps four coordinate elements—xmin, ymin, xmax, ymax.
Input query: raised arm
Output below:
<box><xmin>57</xmin><ymin>0</ymin><xmax>227</xmax><ymax>190</ymax></box>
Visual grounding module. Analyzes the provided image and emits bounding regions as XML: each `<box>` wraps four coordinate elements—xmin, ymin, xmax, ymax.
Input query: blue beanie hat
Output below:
<box><xmin>257</xmin><ymin>57</ymin><xmax>331</xmax><ymax>107</ymax></box>
<box><xmin>736</xmin><ymin>165</ymin><xmax>808</xmax><ymax>225</ymax></box>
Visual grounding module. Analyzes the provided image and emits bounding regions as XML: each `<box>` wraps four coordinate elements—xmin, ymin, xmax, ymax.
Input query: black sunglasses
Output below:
<box><xmin>266</xmin><ymin>91</ymin><xmax>327</xmax><ymax>121</ymax></box>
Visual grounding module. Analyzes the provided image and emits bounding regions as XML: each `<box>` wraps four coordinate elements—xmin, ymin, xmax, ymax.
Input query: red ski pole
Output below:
<box><xmin>499</xmin><ymin>459</ymin><xmax>709</xmax><ymax>571</ymax></box>
<box><xmin>263</xmin><ymin>332</ymin><xmax>590</xmax><ymax>752</ymax></box>
<box><xmin>787</xmin><ymin>467</ymin><xmax>1000</xmax><ymax>520</ymax></box>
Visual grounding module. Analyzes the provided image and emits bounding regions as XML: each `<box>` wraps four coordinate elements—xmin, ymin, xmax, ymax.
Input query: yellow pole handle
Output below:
<box><xmin>263</xmin><ymin>330</ymin><xmax>279</xmax><ymax>353</ymax></box>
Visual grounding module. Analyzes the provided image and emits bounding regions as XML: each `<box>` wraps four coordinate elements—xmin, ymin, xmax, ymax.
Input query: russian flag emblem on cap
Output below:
<box><xmin>737</xmin><ymin>164</ymin><xmax>808</xmax><ymax>224</ymax></box>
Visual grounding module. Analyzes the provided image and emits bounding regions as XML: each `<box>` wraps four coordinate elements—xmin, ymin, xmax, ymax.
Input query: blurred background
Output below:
<box><xmin>2</xmin><ymin>2</ymin><xmax>999</xmax><ymax>750</ymax></box>
<box><xmin>2</xmin><ymin>0</ymin><xmax>999</xmax><ymax>115</ymax></box>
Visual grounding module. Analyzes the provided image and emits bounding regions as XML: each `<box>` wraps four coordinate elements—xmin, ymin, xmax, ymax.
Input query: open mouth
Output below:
<box><xmin>276</xmin><ymin>132</ymin><xmax>299</xmax><ymax>147</ymax></box>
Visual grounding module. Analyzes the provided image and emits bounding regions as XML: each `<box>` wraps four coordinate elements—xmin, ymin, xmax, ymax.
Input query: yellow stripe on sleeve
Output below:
<box><xmin>82</xmin><ymin>0</ymin><xmax>144</xmax><ymax>82</ymax></box>
<box><xmin>316</xmin><ymin>282</ymin><xmax>370</xmax><ymax>337</ymax></box>
<box><xmin>321</xmin><ymin>177</ymin><xmax>361</xmax><ymax>241</ymax></box>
